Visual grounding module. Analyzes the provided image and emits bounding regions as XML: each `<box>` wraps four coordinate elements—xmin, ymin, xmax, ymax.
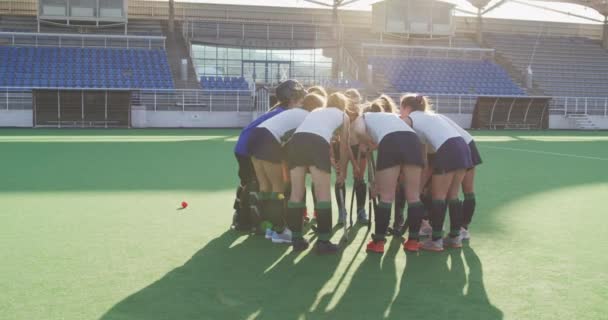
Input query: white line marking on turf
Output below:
<box><xmin>482</xmin><ymin>145</ymin><xmax>608</xmax><ymax>161</ymax></box>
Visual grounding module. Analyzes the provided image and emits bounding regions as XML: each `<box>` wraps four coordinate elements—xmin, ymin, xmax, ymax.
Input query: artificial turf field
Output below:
<box><xmin>1</xmin><ymin>129</ymin><xmax>607</xmax><ymax>320</ymax></box>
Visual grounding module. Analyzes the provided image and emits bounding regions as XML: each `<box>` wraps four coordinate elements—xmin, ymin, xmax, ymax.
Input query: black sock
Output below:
<box><xmin>374</xmin><ymin>201</ymin><xmax>392</xmax><ymax>240</ymax></box>
<box><xmin>462</xmin><ymin>193</ymin><xmax>476</xmax><ymax>228</ymax></box>
<box><xmin>287</xmin><ymin>201</ymin><xmax>306</xmax><ymax>239</ymax></box>
<box><xmin>315</xmin><ymin>202</ymin><xmax>332</xmax><ymax>240</ymax></box>
<box><xmin>394</xmin><ymin>184</ymin><xmax>406</xmax><ymax>224</ymax></box>
<box><xmin>431</xmin><ymin>200</ymin><xmax>447</xmax><ymax>240</ymax></box>
<box><xmin>407</xmin><ymin>202</ymin><xmax>425</xmax><ymax>240</ymax></box>
<box><xmin>334</xmin><ymin>184</ymin><xmax>346</xmax><ymax>211</ymax></box>
<box><xmin>421</xmin><ymin>193</ymin><xmax>433</xmax><ymax>221</ymax></box>
<box><xmin>233</xmin><ymin>184</ymin><xmax>244</xmax><ymax>210</ymax></box>
<box><xmin>268</xmin><ymin>193</ymin><xmax>286</xmax><ymax>232</ymax></box>
<box><xmin>448</xmin><ymin>199</ymin><xmax>463</xmax><ymax>237</ymax></box>
<box><xmin>354</xmin><ymin>179</ymin><xmax>367</xmax><ymax>211</ymax></box>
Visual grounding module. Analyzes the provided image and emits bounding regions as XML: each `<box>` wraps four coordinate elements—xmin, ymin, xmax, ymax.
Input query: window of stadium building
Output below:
<box><xmin>192</xmin><ymin>46</ymin><xmax>332</xmax><ymax>85</ymax></box>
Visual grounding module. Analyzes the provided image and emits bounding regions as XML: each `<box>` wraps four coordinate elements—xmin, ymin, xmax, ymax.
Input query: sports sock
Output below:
<box><xmin>334</xmin><ymin>184</ymin><xmax>346</xmax><ymax>210</ymax></box>
<box><xmin>430</xmin><ymin>200</ymin><xmax>447</xmax><ymax>241</ymax></box>
<box><xmin>374</xmin><ymin>201</ymin><xmax>392</xmax><ymax>240</ymax></box>
<box><xmin>421</xmin><ymin>193</ymin><xmax>432</xmax><ymax>220</ymax></box>
<box><xmin>462</xmin><ymin>193</ymin><xmax>476</xmax><ymax>228</ymax></box>
<box><xmin>315</xmin><ymin>201</ymin><xmax>332</xmax><ymax>240</ymax></box>
<box><xmin>287</xmin><ymin>201</ymin><xmax>306</xmax><ymax>239</ymax></box>
<box><xmin>448</xmin><ymin>199</ymin><xmax>463</xmax><ymax>237</ymax></box>
<box><xmin>394</xmin><ymin>183</ymin><xmax>406</xmax><ymax>224</ymax></box>
<box><xmin>268</xmin><ymin>193</ymin><xmax>286</xmax><ymax>232</ymax></box>
<box><xmin>407</xmin><ymin>201</ymin><xmax>425</xmax><ymax>240</ymax></box>
<box><xmin>354</xmin><ymin>179</ymin><xmax>367</xmax><ymax>211</ymax></box>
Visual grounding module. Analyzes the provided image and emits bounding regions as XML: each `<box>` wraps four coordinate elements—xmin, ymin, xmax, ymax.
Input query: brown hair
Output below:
<box><xmin>307</xmin><ymin>86</ymin><xmax>328</xmax><ymax>98</ymax></box>
<box><xmin>368</xmin><ymin>100</ymin><xmax>385</xmax><ymax>113</ymax></box>
<box><xmin>344</xmin><ymin>88</ymin><xmax>362</xmax><ymax>104</ymax></box>
<box><xmin>378</xmin><ymin>94</ymin><xmax>397</xmax><ymax>113</ymax></box>
<box><xmin>400</xmin><ymin>93</ymin><xmax>431</xmax><ymax>112</ymax></box>
<box><xmin>328</xmin><ymin>92</ymin><xmax>359</xmax><ymax>119</ymax></box>
<box><xmin>302</xmin><ymin>93</ymin><xmax>326</xmax><ymax>112</ymax></box>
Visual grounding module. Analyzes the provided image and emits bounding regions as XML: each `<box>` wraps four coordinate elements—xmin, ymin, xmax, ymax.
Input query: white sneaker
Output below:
<box><xmin>420</xmin><ymin>238</ymin><xmax>444</xmax><ymax>252</ymax></box>
<box><xmin>419</xmin><ymin>220</ymin><xmax>432</xmax><ymax>237</ymax></box>
<box><xmin>265</xmin><ymin>228</ymin><xmax>273</xmax><ymax>240</ymax></box>
<box><xmin>460</xmin><ymin>227</ymin><xmax>471</xmax><ymax>240</ymax></box>
<box><xmin>271</xmin><ymin>228</ymin><xmax>293</xmax><ymax>244</ymax></box>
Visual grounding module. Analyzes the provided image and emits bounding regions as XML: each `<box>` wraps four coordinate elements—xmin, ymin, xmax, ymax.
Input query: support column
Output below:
<box><xmin>602</xmin><ymin>15</ymin><xmax>608</xmax><ymax>50</ymax></box>
<box><xmin>476</xmin><ymin>8</ymin><xmax>484</xmax><ymax>44</ymax></box>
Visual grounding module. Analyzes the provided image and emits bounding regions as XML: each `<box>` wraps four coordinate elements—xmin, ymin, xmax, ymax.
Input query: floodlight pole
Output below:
<box><xmin>603</xmin><ymin>15</ymin><xmax>608</xmax><ymax>49</ymax></box>
<box><xmin>476</xmin><ymin>7</ymin><xmax>483</xmax><ymax>44</ymax></box>
<box><xmin>168</xmin><ymin>0</ymin><xmax>175</xmax><ymax>33</ymax></box>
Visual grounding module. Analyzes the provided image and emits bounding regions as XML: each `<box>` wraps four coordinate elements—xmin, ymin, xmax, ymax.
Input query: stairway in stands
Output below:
<box><xmin>566</xmin><ymin>113</ymin><xmax>599</xmax><ymax>130</ymax></box>
<box><xmin>162</xmin><ymin>22</ymin><xmax>200</xmax><ymax>89</ymax></box>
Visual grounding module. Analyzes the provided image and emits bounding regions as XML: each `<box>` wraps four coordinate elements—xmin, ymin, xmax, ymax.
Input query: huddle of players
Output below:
<box><xmin>232</xmin><ymin>79</ymin><xmax>482</xmax><ymax>255</ymax></box>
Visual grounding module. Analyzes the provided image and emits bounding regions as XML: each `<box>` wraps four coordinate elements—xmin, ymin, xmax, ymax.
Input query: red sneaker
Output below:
<box><xmin>366</xmin><ymin>239</ymin><xmax>386</xmax><ymax>253</ymax></box>
<box><xmin>403</xmin><ymin>239</ymin><xmax>421</xmax><ymax>252</ymax></box>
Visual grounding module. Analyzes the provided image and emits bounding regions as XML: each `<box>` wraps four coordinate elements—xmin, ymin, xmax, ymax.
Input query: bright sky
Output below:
<box><xmin>182</xmin><ymin>0</ymin><xmax>605</xmax><ymax>24</ymax></box>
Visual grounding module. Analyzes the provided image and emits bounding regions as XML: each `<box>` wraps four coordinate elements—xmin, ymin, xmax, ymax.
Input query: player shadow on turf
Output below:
<box><xmin>99</xmin><ymin>230</ymin><xmax>345</xmax><ymax>320</ymax></box>
<box><xmin>324</xmin><ymin>243</ymin><xmax>503</xmax><ymax>320</ymax></box>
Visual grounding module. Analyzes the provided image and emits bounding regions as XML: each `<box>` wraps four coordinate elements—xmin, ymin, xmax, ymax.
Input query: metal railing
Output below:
<box><xmin>549</xmin><ymin>96</ymin><xmax>608</xmax><ymax>116</ymax></box>
<box><xmin>362</xmin><ymin>43</ymin><xmax>495</xmax><ymax>60</ymax></box>
<box><xmin>132</xmin><ymin>89</ymin><xmax>254</xmax><ymax>112</ymax></box>
<box><xmin>0</xmin><ymin>31</ymin><xmax>166</xmax><ymax>49</ymax></box>
<box><xmin>0</xmin><ymin>88</ymin><xmax>32</xmax><ymax>110</ymax></box>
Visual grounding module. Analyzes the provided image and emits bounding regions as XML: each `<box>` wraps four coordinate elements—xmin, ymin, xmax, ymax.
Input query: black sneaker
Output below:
<box><xmin>292</xmin><ymin>238</ymin><xmax>309</xmax><ymax>252</ymax></box>
<box><xmin>315</xmin><ymin>240</ymin><xmax>339</xmax><ymax>255</ymax></box>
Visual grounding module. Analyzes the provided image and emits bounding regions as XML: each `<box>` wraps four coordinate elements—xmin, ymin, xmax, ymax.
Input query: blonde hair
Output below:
<box><xmin>400</xmin><ymin>93</ymin><xmax>431</xmax><ymax>112</ymax></box>
<box><xmin>378</xmin><ymin>94</ymin><xmax>397</xmax><ymax>113</ymax></box>
<box><xmin>307</xmin><ymin>86</ymin><xmax>328</xmax><ymax>98</ymax></box>
<box><xmin>344</xmin><ymin>88</ymin><xmax>362</xmax><ymax>104</ymax></box>
<box><xmin>328</xmin><ymin>92</ymin><xmax>359</xmax><ymax>119</ymax></box>
<box><xmin>302</xmin><ymin>93</ymin><xmax>326</xmax><ymax>112</ymax></box>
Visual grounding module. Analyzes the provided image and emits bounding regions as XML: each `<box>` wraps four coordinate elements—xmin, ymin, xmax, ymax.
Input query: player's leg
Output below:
<box><xmin>310</xmin><ymin>165</ymin><xmax>338</xmax><ymax>254</ymax></box>
<box><xmin>262</xmin><ymin>160</ymin><xmax>291</xmax><ymax>244</ymax></box>
<box><xmin>420</xmin><ymin>172</ymin><xmax>453</xmax><ymax>252</ymax></box>
<box><xmin>401</xmin><ymin>165</ymin><xmax>424</xmax><ymax>252</ymax></box>
<box><xmin>366</xmin><ymin>165</ymin><xmax>400</xmax><ymax>253</ymax></box>
<box><xmin>444</xmin><ymin>169</ymin><xmax>467</xmax><ymax>248</ymax></box>
<box><xmin>461</xmin><ymin>168</ymin><xmax>476</xmax><ymax>239</ymax></box>
<box><xmin>251</xmin><ymin>157</ymin><xmax>272</xmax><ymax>235</ymax></box>
<box><xmin>287</xmin><ymin>166</ymin><xmax>308</xmax><ymax>251</ymax></box>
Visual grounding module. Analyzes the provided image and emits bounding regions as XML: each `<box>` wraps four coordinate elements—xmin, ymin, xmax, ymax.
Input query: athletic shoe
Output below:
<box><xmin>403</xmin><ymin>239</ymin><xmax>421</xmax><ymax>252</ymax></box>
<box><xmin>337</xmin><ymin>208</ymin><xmax>347</xmax><ymax>225</ymax></box>
<box><xmin>271</xmin><ymin>229</ymin><xmax>293</xmax><ymax>244</ymax></box>
<box><xmin>315</xmin><ymin>240</ymin><xmax>339</xmax><ymax>255</ymax></box>
<box><xmin>391</xmin><ymin>215</ymin><xmax>405</xmax><ymax>236</ymax></box>
<box><xmin>264</xmin><ymin>228</ymin><xmax>273</xmax><ymax>240</ymax></box>
<box><xmin>366</xmin><ymin>239</ymin><xmax>386</xmax><ymax>253</ymax></box>
<box><xmin>419</xmin><ymin>220</ymin><xmax>432</xmax><ymax>237</ymax></box>
<box><xmin>356</xmin><ymin>208</ymin><xmax>368</xmax><ymax>224</ymax></box>
<box><xmin>303</xmin><ymin>209</ymin><xmax>310</xmax><ymax>223</ymax></box>
<box><xmin>420</xmin><ymin>238</ymin><xmax>444</xmax><ymax>252</ymax></box>
<box><xmin>460</xmin><ymin>227</ymin><xmax>471</xmax><ymax>240</ymax></box>
<box><xmin>292</xmin><ymin>238</ymin><xmax>309</xmax><ymax>252</ymax></box>
<box><xmin>443</xmin><ymin>235</ymin><xmax>462</xmax><ymax>249</ymax></box>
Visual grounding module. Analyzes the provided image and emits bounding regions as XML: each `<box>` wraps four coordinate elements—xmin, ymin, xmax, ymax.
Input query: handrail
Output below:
<box><xmin>0</xmin><ymin>31</ymin><xmax>165</xmax><ymax>41</ymax></box>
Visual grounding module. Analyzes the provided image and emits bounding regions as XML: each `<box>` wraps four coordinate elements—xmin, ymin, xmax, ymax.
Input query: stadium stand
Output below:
<box><xmin>323</xmin><ymin>78</ymin><xmax>366</xmax><ymax>90</ymax></box>
<box><xmin>200</xmin><ymin>76</ymin><xmax>249</xmax><ymax>90</ymax></box>
<box><xmin>485</xmin><ymin>33</ymin><xmax>608</xmax><ymax>97</ymax></box>
<box><xmin>369</xmin><ymin>57</ymin><xmax>526</xmax><ymax>95</ymax></box>
<box><xmin>0</xmin><ymin>46</ymin><xmax>174</xmax><ymax>89</ymax></box>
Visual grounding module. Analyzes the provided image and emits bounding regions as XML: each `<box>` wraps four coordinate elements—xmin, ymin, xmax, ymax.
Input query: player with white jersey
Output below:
<box><xmin>351</xmin><ymin>103</ymin><xmax>426</xmax><ymax>253</ymax></box>
<box><xmin>437</xmin><ymin>114</ymin><xmax>483</xmax><ymax>240</ymax></box>
<box><xmin>285</xmin><ymin>92</ymin><xmax>359</xmax><ymax>255</ymax></box>
<box><xmin>399</xmin><ymin>94</ymin><xmax>473</xmax><ymax>252</ymax></box>
<box><xmin>247</xmin><ymin>93</ymin><xmax>324</xmax><ymax>245</ymax></box>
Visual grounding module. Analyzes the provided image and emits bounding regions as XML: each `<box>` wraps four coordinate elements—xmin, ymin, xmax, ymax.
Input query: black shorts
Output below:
<box><xmin>376</xmin><ymin>131</ymin><xmax>424</xmax><ymax>171</ymax></box>
<box><xmin>432</xmin><ymin>137</ymin><xmax>473</xmax><ymax>175</ymax></box>
<box><xmin>286</xmin><ymin>132</ymin><xmax>331</xmax><ymax>173</ymax></box>
<box><xmin>235</xmin><ymin>153</ymin><xmax>255</xmax><ymax>184</ymax></box>
<box><xmin>247</xmin><ymin>128</ymin><xmax>284</xmax><ymax>164</ymax></box>
<box><xmin>468</xmin><ymin>141</ymin><xmax>483</xmax><ymax>168</ymax></box>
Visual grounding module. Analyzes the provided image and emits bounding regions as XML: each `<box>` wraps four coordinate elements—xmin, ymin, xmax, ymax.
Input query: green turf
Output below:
<box><xmin>1</xmin><ymin>129</ymin><xmax>607</xmax><ymax>320</ymax></box>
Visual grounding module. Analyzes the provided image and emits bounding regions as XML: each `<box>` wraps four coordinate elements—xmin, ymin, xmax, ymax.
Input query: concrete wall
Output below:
<box><xmin>0</xmin><ymin>110</ymin><xmax>33</xmax><ymax>127</ymax></box>
<box><xmin>549</xmin><ymin>115</ymin><xmax>608</xmax><ymax>130</ymax></box>
<box><xmin>441</xmin><ymin>113</ymin><xmax>473</xmax><ymax>129</ymax></box>
<box><xmin>131</xmin><ymin>107</ymin><xmax>254</xmax><ymax>128</ymax></box>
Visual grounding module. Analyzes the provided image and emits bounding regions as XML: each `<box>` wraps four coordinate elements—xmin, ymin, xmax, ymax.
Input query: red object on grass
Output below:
<box><xmin>181</xmin><ymin>201</ymin><xmax>188</xmax><ymax>209</ymax></box>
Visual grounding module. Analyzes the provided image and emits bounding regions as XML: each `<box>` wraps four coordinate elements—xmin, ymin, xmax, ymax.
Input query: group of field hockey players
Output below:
<box><xmin>232</xmin><ymin>79</ymin><xmax>482</xmax><ymax>255</ymax></box>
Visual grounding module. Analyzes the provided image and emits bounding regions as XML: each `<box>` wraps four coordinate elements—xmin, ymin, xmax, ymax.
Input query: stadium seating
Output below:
<box><xmin>324</xmin><ymin>78</ymin><xmax>366</xmax><ymax>90</ymax></box>
<box><xmin>369</xmin><ymin>57</ymin><xmax>526</xmax><ymax>95</ymax></box>
<box><xmin>0</xmin><ymin>46</ymin><xmax>174</xmax><ymax>89</ymax></box>
<box><xmin>200</xmin><ymin>76</ymin><xmax>249</xmax><ymax>90</ymax></box>
<box><xmin>485</xmin><ymin>33</ymin><xmax>608</xmax><ymax>97</ymax></box>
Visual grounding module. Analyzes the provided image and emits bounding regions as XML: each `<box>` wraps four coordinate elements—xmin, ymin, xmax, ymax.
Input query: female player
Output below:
<box><xmin>437</xmin><ymin>114</ymin><xmax>482</xmax><ymax>240</ymax></box>
<box><xmin>399</xmin><ymin>94</ymin><xmax>473</xmax><ymax>251</ymax></box>
<box><xmin>231</xmin><ymin>80</ymin><xmax>304</xmax><ymax>231</ymax></box>
<box><xmin>247</xmin><ymin>80</ymin><xmax>308</xmax><ymax>243</ymax></box>
<box><xmin>350</xmin><ymin>102</ymin><xmax>426</xmax><ymax>253</ymax></box>
<box><xmin>285</xmin><ymin>92</ymin><xmax>359</xmax><ymax>254</ymax></box>
<box><xmin>334</xmin><ymin>88</ymin><xmax>368</xmax><ymax>225</ymax></box>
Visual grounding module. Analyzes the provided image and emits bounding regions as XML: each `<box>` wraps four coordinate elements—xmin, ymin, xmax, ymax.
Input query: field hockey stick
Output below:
<box><xmin>338</xmin><ymin>187</ymin><xmax>348</xmax><ymax>243</ymax></box>
<box><xmin>366</xmin><ymin>151</ymin><xmax>378</xmax><ymax>232</ymax></box>
<box><xmin>349</xmin><ymin>146</ymin><xmax>362</xmax><ymax>227</ymax></box>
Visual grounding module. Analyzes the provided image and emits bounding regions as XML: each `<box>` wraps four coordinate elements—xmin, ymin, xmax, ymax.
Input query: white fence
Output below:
<box><xmin>132</xmin><ymin>89</ymin><xmax>254</xmax><ymax>112</ymax></box>
<box><xmin>0</xmin><ymin>89</ymin><xmax>33</xmax><ymax>110</ymax></box>
<box><xmin>0</xmin><ymin>31</ymin><xmax>166</xmax><ymax>49</ymax></box>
